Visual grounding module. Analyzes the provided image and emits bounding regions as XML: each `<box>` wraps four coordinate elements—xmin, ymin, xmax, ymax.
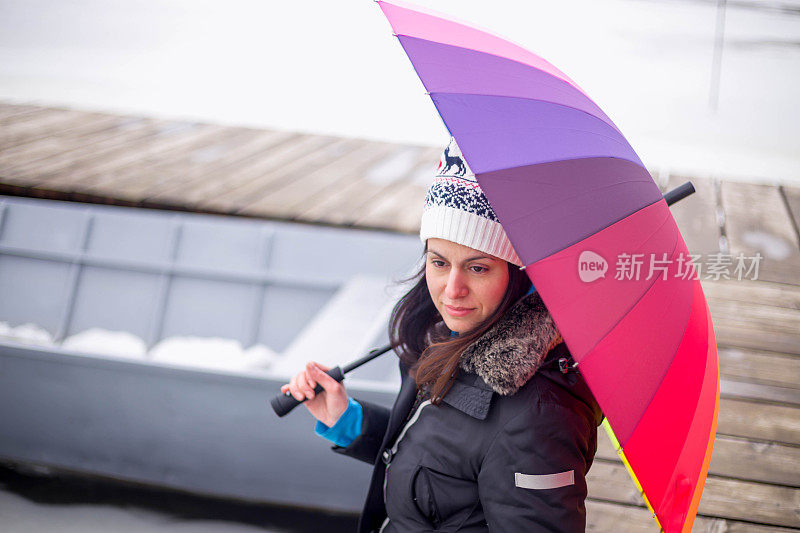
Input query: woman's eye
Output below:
<box><xmin>470</xmin><ymin>265</ymin><xmax>488</xmax><ymax>273</ymax></box>
<box><xmin>431</xmin><ymin>260</ymin><xmax>446</xmax><ymax>267</ymax></box>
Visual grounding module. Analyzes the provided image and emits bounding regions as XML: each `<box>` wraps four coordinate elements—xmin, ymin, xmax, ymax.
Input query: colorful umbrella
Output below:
<box><xmin>376</xmin><ymin>1</ymin><xmax>720</xmax><ymax>531</ymax></box>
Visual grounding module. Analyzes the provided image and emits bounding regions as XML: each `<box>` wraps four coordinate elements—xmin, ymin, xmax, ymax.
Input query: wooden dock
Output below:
<box><xmin>1</xmin><ymin>102</ymin><xmax>798</xmax><ymax>532</ymax></box>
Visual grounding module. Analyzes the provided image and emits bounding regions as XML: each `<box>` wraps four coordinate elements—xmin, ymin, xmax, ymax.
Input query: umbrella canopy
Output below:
<box><xmin>377</xmin><ymin>1</ymin><xmax>720</xmax><ymax>531</ymax></box>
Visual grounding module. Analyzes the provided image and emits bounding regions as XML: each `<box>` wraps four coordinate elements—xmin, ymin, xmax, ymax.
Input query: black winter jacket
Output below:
<box><xmin>333</xmin><ymin>292</ymin><xmax>603</xmax><ymax>532</ymax></box>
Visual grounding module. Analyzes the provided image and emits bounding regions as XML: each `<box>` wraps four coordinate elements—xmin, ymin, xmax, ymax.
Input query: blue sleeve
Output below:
<box><xmin>314</xmin><ymin>397</ymin><xmax>363</xmax><ymax>448</ymax></box>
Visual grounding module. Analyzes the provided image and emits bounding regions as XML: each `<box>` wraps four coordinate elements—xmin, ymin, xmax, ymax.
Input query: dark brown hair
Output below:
<box><xmin>388</xmin><ymin>245</ymin><xmax>532</xmax><ymax>404</ymax></box>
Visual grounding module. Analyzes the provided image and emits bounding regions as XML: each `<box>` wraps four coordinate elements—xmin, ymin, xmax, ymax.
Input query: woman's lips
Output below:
<box><xmin>445</xmin><ymin>305</ymin><xmax>474</xmax><ymax>317</ymax></box>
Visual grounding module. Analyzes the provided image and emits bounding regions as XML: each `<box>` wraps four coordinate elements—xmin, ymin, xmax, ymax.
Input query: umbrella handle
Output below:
<box><xmin>270</xmin><ymin>345</ymin><xmax>392</xmax><ymax>417</ymax></box>
<box><xmin>663</xmin><ymin>181</ymin><xmax>695</xmax><ymax>206</ymax></box>
<box><xmin>270</xmin><ymin>366</ymin><xmax>346</xmax><ymax>417</ymax></box>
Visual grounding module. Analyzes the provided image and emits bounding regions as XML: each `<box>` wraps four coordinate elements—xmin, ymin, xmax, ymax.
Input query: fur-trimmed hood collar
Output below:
<box><xmin>458</xmin><ymin>291</ymin><xmax>563</xmax><ymax>396</ymax></box>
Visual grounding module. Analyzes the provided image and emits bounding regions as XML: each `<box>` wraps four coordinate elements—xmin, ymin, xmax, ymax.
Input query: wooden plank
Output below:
<box><xmin>238</xmin><ymin>140</ymin><xmax>397</xmax><ymax>220</ymax></box>
<box><xmin>706</xmin><ymin>436</ymin><xmax>800</xmax><ymax>489</ymax></box>
<box><xmin>353</xmin><ymin>145</ymin><xmax>438</xmax><ymax>231</ymax></box>
<box><xmin>290</xmin><ymin>143</ymin><xmax>410</xmax><ymax>225</ymax></box>
<box><xmin>1</xmin><ymin>116</ymin><xmax>162</xmax><ymax>183</ymax></box>
<box><xmin>587</xmin><ymin>461</ymin><xmax>800</xmax><ymax>528</ymax></box>
<box><xmin>707</xmin><ymin>294</ymin><xmax>800</xmax><ymax>339</ymax></box>
<box><xmin>716</xmin><ymin>398</ymin><xmax>800</xmax><ymax>445</ymax></box>
<box><xmin>667</xmin><ymin>174</ymin><xmax>721</xmax><ymax>254</ymax></box>
<box><xmin>0</xmin><ymin>113</ymin><xmax>124</xmax><ymax>166</ymax></box>
<box><xmin>142</xmin><ymin>129</ymin><xmax>298</xmax><ymax>206</ymax></box>
<box><xmin>692</xmin><ymin>521</ymin><xmax>798</xmax><ymax>533</ymax></box>
<box><xmin>714</xmin><ymin>325</ymin><xmax>800</xmax><ymax>357</ymax></box>
<box><xmin>73</xmin><ymin>123</ymin><xmax>238</xmax><ymax>191</ymax></box>
<box><xmin>0</xmin><ymin>104</ymin><xmax>46</xmax><ymax>123</ymax></box>
<box><xmin>342</xmin><ymin>147</ymin><xmax>434</xmax><ymax>233</ymax></box>
<box><xmin>355</xmin><ymin>178</ymin><xmax>428</xmax><ymax>233</ymax></box>
<box><xmin>0</xmin><ymin>114</ymin><xmax>124</xmax><ymax>169</ymax></box>
<box><xmin>75</xmin><ymin>125</ymin><xmax>246</xmax><ymax>201</ymax></box>
<box><xmin>198</xmin><ymin>134</ymin><xmax>353</xmax><ymax>213</ymax></box>
<box><xmin>585</xmin><ymin>499</ymin><xmax>799</xmax><ymax>533</ymax></box>
<box><xmin>230</xmin><ymin>137</ymin><xmax>379</xmax><ymax>218</ymax></box>
<box><xmin>718</xmin><ymin>346</ymin><xmax>800</xmax><ymax>389</ymax></box>
<box><xmin>191</xmin><ymin>133</ymin><xmax>343</xmax><ymax>212</ymax></box>
<box><xmin>0</xmin><ymin>110</ymin><xmax>119</xmax><ymax>152</ymax></box>
<box><xmin>701</xmin><ymin>279</ymin><xmax>800</xmax><ymax>312</ymax></box>
<box><xmin>720</xmin><ymin>181</ymin><xmax>800</xmax><ymax>285</ymax></box>
<box><xmin>39</xmin><ymin>123</ymin><xmax>225</xmax><ymax>191</ymax></box>
<box><xmin>695</xmin><ymin>474</ymin><xmax>800</xmax><ymax>529</ymax></box>
<box><xmin>782</xmin><ymin>184</ymin><xmax>800</xmax><ymax>247</ymax></box>
<box><xmin>586</xmin><ymin>500</ymin><xmax>666</xmax><ymax>533</ymax></box>
<box><xmin>304</xmin><ymin>145</ymin><xmax>425</xmax><ymax>226</ymax></box>
<box><xmin>280</xmin><ymin>142</ymin><xmax>403</xmax><ymax>223</ymax></box>
<box><xmin>0</xmin><ymin>107</ymin><xmax>74</xmax><ymax>143</ymax></box>
<box><xmin>721</xmin><ymin>379</ymin><xmax>800</xmax><ymax>406</ymax></box>
<box><xmin>17</xmin><ymin>118</ymin><xmax>190</xmax><ymax>182</ymax></box>
<box><xmin>81</xmin><ymin>127</ymin><xmax>250</xmax><ymax>202</ymax></box>
<box><xmin>597</xmin><ymin>433</ymin><xmax>800</xmax><ymax>488</ymax></box>
<box><xmin>707</xmin><ymin>297</ymin><xmax>800</xmax><ymax>356</ymax></box>
<box><xmin>704</xmin><ymin>279</ymin><xmax>800</xmax><ymax>357</ymax></box>
<box><xmin>598</xmin><ymin>397</ymin><xmax>800</xmax><ymax>461</ymax></box>
<box><xmin>0</xmin><ymin>108</ymin><xmax>91</xmax><ymax>147</ymax></box>
<box><xmin>0</xmin><ymin>105</ymin><xmax>53</xmax><ymax>126</ymax></box>
<box><xmin>708</xmin><ymin>298</ymin><xmax>800</xmax><ymax>334</ymax></box>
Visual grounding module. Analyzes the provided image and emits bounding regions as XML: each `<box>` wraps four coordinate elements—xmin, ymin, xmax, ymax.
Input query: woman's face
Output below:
<box><xmin>425</xmin><ymin>238</ymin><xmax>510</xmax><ymax>334</ymax></box>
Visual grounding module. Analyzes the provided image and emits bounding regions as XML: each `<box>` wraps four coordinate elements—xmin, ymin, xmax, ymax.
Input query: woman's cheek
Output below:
<box><xmin>489</xmin><ymin>273</ymin><xmax>510</xmax><ymax>311</ymax></box>
<box><xmin>428</xmin><ymin>284</ymin><xmax>446</xmax><ymax>315</ymax></box>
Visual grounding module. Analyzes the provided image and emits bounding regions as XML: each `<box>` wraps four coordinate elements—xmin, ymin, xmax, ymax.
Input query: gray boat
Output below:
<box><xmin>0</xmin><ymin>194</ymin><xmax>421</xmax><ymax>513</ymax></box>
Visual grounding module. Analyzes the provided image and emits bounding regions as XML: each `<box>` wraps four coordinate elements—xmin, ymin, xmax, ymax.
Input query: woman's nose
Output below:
<box><xmin>444</xmin><ymin>270</ymin><xmax>468</xmax><ymax>299</ymax></box>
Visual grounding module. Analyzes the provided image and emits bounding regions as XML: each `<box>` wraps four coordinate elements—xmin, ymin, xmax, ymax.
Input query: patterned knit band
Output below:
<box><xmin>420</xmin><ymin>138</ymin><xmax>522</xmax><ymax>266</ymax></box>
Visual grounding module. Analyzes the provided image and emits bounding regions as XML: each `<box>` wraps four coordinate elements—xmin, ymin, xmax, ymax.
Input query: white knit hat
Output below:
<box><xmin>420</xmin><ymin>137</ymin><xmax>522</xmax><ymax>266</ymax></box>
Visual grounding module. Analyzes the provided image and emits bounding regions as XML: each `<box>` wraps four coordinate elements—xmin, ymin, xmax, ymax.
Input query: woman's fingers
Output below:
<box><xmin>307</xmin><ymin>362</ymin><xmax>342</xmax><ymax>395</ymax></box>
<box><xmin>296</xmin><ymin>370</ymin><xmax>315</xmax><ymax>400</ymax></box>
<box><xmin>307</xmin><ymin>362</ymin><xmax>349</xmax><ymax>425</ymax></box>
<box><xmin>286</xmin><ymin>372</ymin><xmax>307</xmax><ymax>402</ymax></box>
<box><xmin>276</xmin><ymin>362</ymin><xmax>348</xmax><ymax>427</ymax></box>
<box><xmin>280</xmin><ymin>362</ymin><xmax>345</xmax><ymax>414</ymax></box>
<box><xmin>313</xmin><ymin>361</ymin><xmax>332</xmax><ymax>372</ymax></box>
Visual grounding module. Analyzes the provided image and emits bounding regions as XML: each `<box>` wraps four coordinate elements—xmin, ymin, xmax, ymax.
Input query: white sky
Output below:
<box><xmin>0</xmin><ymin>0</ymin><xmax>798</xmax><ymax>184</ymax></box>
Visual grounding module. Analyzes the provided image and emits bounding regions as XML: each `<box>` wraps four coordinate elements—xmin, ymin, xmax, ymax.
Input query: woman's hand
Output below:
<box><xmin>280</xmin><ymin>361</ymin><xmax>350</xmax><ymax>427</ymax></box>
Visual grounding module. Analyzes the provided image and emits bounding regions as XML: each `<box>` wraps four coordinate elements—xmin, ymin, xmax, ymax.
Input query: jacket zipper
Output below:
<box><xmin>381</xmin><ymin>399</ymin><xmax>432</xmax><ymax>526</ymax></box>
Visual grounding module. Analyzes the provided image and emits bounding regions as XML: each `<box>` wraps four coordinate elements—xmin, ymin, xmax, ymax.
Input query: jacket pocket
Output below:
<box><xmin>411</xmin><ymin>465</ymin><xmax>479</xmax><ymax>529</ymax></box>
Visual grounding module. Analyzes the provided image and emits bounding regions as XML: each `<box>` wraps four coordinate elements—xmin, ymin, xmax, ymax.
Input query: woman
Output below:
<box><xmin>282</xmin><ymin>138</ymin><xmax>603</xmax><ymax>532</ymax></box>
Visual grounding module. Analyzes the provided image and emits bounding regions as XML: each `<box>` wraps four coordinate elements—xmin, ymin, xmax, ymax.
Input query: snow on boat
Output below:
<box><xmin>0</xmin><ymin>195</ymin><xmax>421</xmax><ymax>513</ymax></box>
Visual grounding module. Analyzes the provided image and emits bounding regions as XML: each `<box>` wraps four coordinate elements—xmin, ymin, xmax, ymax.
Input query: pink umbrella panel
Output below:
<box><xmin>377</xmin><ymin>1</ymin><xmax>720</xmax><ymax>532</ymax></box>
